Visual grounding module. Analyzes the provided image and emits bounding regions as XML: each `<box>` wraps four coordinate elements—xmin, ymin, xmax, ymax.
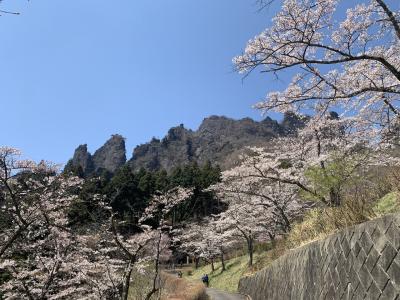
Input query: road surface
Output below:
<box><xmin>206</xmin><ymin>288</ymin><xmax>248</xmax><ymax>300</ymax></box>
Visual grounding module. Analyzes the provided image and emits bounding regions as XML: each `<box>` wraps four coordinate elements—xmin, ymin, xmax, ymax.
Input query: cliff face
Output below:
<box><xmin>128</xmin><ymin>113</ymin><xmax>305</xmax><ymax>172</ymax></box>
<box><xmin>69</xmin><ymin>144</ymin><xmax>94</xmax><ymax>175</ymax></box>
<box><xmin>130</xmin><ymin>125</ymin><xmax>194</xmax><ymax>171</ymax></box>
<box><xmin>66</xmin><ymin>113</ymin><xmax>305</xmax><ymax>176</ymax></box>
<box><xmin>65</xmin><ymin>135</ymin><xmax>126</xmax><ymax>177</ymax></box>
<box><xmin>192</xmin><ymin>115</ymin><xmax>282</xmax><ymax>170</ymax></box>
<box><xmin>92</xmin><ymin>134</ymin><xmax>126</xmax><ymax>173</ymax></box>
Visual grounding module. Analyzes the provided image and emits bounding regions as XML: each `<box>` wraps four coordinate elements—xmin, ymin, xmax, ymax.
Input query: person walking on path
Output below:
<box><xmin>201</xmin><ymin>274</ymin><xmax>209</xmax><ymax>287</ymax></box>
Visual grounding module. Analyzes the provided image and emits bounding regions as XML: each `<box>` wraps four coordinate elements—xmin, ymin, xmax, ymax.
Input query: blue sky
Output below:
<box><xmin>3</xmin><ymin>0</ymin><xmax>395</xmax><ymax>164</ymax></box>
<box><xmin>1</xmin><ymin>0</ymin><xmax>287</xmax><ymax>164</ymax></box>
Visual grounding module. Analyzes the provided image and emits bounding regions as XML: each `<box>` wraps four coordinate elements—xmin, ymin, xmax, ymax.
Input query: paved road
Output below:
<box><xmin>206</xmin><ymin>288</ymin><xmax>248</xmax><ymax>300</ymax></box>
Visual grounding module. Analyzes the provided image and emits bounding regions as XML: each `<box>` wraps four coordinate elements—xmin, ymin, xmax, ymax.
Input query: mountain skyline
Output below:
<box><xmin>1</xmin><ymin>0</ymin><xmax>287</xmax><ymax>165</ymax></box>
<box><xmin>65</xmin><ymin>112</ymin><xmax>303</xmax><ymax>176</ymax></box>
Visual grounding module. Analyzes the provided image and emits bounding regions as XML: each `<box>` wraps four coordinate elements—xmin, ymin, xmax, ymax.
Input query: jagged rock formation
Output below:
<box><xmin>92</xmin><ymin>134</ymin><xmax>126</xmax><ymax>173</ymax></box>
<box><xmin>69</xmin><ymin>144</ymin><xmax>94</xmax><ymax>175</ymax></box>
<box><xmin>130</xmin><ymin>125</ymin><xmax>195</xmax><ymax>171</ymax></box>
<box><xmin>65</xmin><ymin>135</ymin><xmax>126</xmax><ymax>177</ymax></box>
<box><xmin>129</xmin><ymin>112</ymin><xmax>305</xmax><ymax>172</ymax></box>
<box><xmin>191</xmin><ymin>115</ymin><xmax>282</xmax><ymax>170</ymax></box>
<box><xmin>65</xmin><ymin>113</ymin><xmax>305</xmax><ymax>176</ymax></box>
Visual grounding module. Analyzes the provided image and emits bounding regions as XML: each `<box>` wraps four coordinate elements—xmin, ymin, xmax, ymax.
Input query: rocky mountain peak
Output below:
<box><xmin>128</xmin><ymin>114</ymin><xmax>305</xmax><ymax>172</ymax></box>
<box><xmin>66</xmin><ymin>113</ymin><xmax>307</xmax><ymax>175</ymax></box>
<box><xmin>165</xmin><ymin>124</ymin><xmax>192</xmax><ymax>142</ymax></box>
<box><xmin>69</xmin><ymin>144</ymin><xmax>94</xmax><ymax>175</ymax></box>
<box><xmin>281</xmin><ymin>111</ymin><xmax>307</xmax><ymax>134</ymax></box>
<box><xmin>65</xmin><ymin>135</ymin><xmax>126</xmax><ymax>177</ymax></box>
<box><xmin>92</xmin><ymin>134</ymin><xmax>127</xmax><ymax>174</ymax></box>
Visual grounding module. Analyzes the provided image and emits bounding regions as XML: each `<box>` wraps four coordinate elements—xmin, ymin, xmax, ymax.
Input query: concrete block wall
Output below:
<box><xmin>238</xmin><ymin>214</ymin><xmax>400</xmax><ymax>299</ymax></box>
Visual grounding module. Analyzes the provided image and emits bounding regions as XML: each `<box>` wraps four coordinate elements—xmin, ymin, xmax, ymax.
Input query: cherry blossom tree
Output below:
<box><xmin>235</xmin><ymin>0</ymin><xmax>400</xmax><ymax>142</ymax></box>
<box><xmin>173</xmin><ymin>219</ymin><xmax>237</xmax><ymax>272</ymax></box>
<box><xmin>213</xmin><ymin>166</ymin><xmax>304</xmax><ymax>233</ymax></box>
<box><xmin>138</xmin><ymin>187</ymin><xmax>193</xmax><ymax>300</ymax></box>
<box><xmin>0</xmin><ymin>0</ymin><xmax>20</xmax><ymax>15</ymax></box>
<box><xmin>215</xmin><ymin>197</ymin><xmax>266</xmax><ymax>266</ymax></box>
<box><xmin>204</xmin><ymin>218</ymin><xmax>238</xmax><ymax>272</ymax></box>
<box><xmin>228</xmin><ymin>114</ymin><xmax>388</xmax><ymax>207</ymax></box>
<box><xmin>209</xmin><ymin>180</ymin><xmax>305</xmax><ymax>266</ymax></box>
<box><xmin>0</xmin><ymin>147</ymin><xmax>102</xmax><ymax>299</ymax></box>
<box><xmin>174</xmin><ymin>223</ymin><xmax>207</xmax><ymax>269</ymax></box>
<box><xmin>205</xmin><ymin>114</ymin><xmax>391</xmax><ymax>264</ymax></box>
<box><xmin>0</xmin><ymin>147</ymin><xmax>38</xmax><ymax>257</ymax></box>
<box><xmin>205</xmin><ymin>176</ymin><xmax>282</xmax><ymax>267</ymax></box>
<box><xmin>0</xmin><ymin>147</ymin><xmax>194</xmax><ymax>299</ymax></box>
<box><xmin>87</xmin><ymin>186</ymin><xmax>193</xmax><ymax>300</ymax></box>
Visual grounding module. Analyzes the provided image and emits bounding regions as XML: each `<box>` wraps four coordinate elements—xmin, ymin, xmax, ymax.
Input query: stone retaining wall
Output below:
<box><xmin>238</xmin><ymin>214</ymin><xmax>400</xmax><ymax>299</ymax></box>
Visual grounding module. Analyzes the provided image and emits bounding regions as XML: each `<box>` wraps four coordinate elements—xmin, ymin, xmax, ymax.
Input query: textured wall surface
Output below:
<box><xmin>238</xmin><ymin>214</ymin><xmax>400</xmax><ymax>300</ymax></box>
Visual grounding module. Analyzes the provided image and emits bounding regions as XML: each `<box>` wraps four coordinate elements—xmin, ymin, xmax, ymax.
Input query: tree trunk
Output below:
<box><xmin>195</xmin><ymin>257</ymin><xmax>200</xmax><ymax>269</ymax></box>
<box><xmin>122</xmin><ymin>264</ymin><xmax>134</xmax><ymax>300</ymax></box>
<box><xmin>247</xmin><ymin>238</ymin><xmax>254</xmax><ymax>266</ymax></box>
<box><xmin>0</xmin><ymin>225</ymin><xmax>24</xmax><ymax>258</ymax></box>
<box><xmin>267</xmin><ymin>231</ymin><xmax>276</xmax><ymax>248</ymax></box>
<box><xmin>278</xmin><ymin>208</ymin><xmax>291</xmax><ymax>232</ymax></box>
<box><xmin>145</xmin><ymin>230</ymin><xmax>162</xmax><ymax>300</ymax></box>
<box><xmin>221</xmin><ymin>252</ymin><xmax>226</xmax><ymax>272</ymax></box>
<box><xmin>211</xmin><ymin>258</ymin><xmax>215</xmax><ymax>272</ymax></box>
<box><xmin>329</xmin><ymin>188</ymin><xmax>341</xmax><ymax>206</ymax></box>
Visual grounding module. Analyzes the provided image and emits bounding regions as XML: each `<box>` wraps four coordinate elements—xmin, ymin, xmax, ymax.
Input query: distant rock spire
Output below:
<box><xmin>70</xmin><ymin>144</ymin><xmax>94</xmax><ymax>175</ymax></box>
<box><xmin>92</xmin><ymin>134</ymin><xmax>126</xmax><ymax>174</ymax></box>
<box><xmin>65</xmin><ymin>135</ymin><xmax>126</xmax><ymax>177</ymax></box>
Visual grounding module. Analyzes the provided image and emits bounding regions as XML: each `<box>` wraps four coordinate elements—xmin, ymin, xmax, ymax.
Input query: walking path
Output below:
<box><xmin>206</xmin><ymin>288</ymin><xmax>248</xmax><ymax>300</ymax></box>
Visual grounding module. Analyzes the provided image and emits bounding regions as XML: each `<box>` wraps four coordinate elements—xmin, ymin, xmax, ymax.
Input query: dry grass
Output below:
<box><xmin>160</xmin><ymin>273</ymin><xmax>208</xmax><ymax>300</ymax></box>
<box><xmin>247</xmin><ymin>239</ymin><xmax>287</xmax><ymax>275</ymax></box>
<box><xmin>373</xmin><ymin>192</ymin><xmax>400</xmax><ymax>216</ymax></box>
<box><xmin>286</xmin><ymin>197</ymin><xmax>376</xmax><ymax>249</ymax></box>
<box><xmin>128</xmin><ymin>266</ymin><xmax>157</xmax><ymax>300</ymax></box>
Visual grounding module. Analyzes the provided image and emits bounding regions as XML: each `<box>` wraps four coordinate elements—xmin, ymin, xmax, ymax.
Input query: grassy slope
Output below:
<box><xmin>184</xmin><ymin>192</ymin><xmax>400</xmax><ymax>294</ymax></box>
<box><xmin>184</xmin><ymin>250</ymin><xmax>279</xmax><ymax>293</ymax></box>
<box><xmin>185</xmin><ymin>255</ymin><xmax>250</xmax><ymax>292</ymax></box>
<box><xmin>373</xmin><ymin>192</ymin><xmax>400</xmax><ymax>215</ymax></box>
<box><xmin>128</xmin><ymin>271</ymin><xmax>155</xmax><ymax>300</ymax></box>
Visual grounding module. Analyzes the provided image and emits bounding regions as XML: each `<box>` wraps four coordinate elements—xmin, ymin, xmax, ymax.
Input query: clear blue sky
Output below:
<box><xmin>2</xmin><ymin>0</ymin><xmax>285</xmax><ymax>164</ymax></box>
<box><xmin>2</xmin><ymin>0</ymin><xmax>388</xmax><ymax>164</ymax></box>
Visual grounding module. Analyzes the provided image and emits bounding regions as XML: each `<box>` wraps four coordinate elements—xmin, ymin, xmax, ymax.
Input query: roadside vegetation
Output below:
<box><xmin>184</xmin><ymin>251</ymin><xmax>274</xmax><ymax>293</ymax></box>
<box><xmin>128</xmin><ymin>271</ymin><xmax>208</xmax><ymax>300</ymax></box>
<box><xmin>183</xmin><ymin>189</ymin><xmax>400</xmax><ymax>293</ymax></box>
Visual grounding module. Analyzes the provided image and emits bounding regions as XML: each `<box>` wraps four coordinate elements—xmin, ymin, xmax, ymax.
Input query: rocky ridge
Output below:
<box><xmin>64</xmin><ymin>134</ymin><xmax>126</xmax><ymax>176</ymax></box>
<box><xmin>65</xmin><ymin>113</ymin><xmax>304</xmax><ymax>177</ymax></box>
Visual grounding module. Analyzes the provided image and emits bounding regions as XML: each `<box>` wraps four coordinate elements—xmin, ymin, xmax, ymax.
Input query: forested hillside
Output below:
<box><xmin>67</xmin><ymin>162</ymin><xmax>224</xmax><ymax>228</ymax></box>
